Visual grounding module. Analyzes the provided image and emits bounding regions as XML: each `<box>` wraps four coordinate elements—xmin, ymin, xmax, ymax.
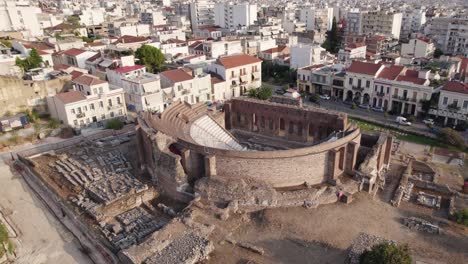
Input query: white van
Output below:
<box><xmin>396</xmin><ymin>116</ymin><xmax>411</xmax><ymax>126</ymax></box>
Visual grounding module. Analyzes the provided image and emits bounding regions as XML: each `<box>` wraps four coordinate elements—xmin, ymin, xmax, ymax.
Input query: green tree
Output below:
<box><xmin>257</xmin><ymin>86</ymin><xmax>273</xmax><ymax>100</ymax></box>
<box><xmin>135</xmin><ymin>45</ymin><xmax>165</xmax><ymax>73</ymax></box>
<box><xmin>15</xmin><ymin>48</ymin><xmax>43</xmax><ymax>71</ymax></box>
<box><xmin>322</xmin><ymin>17</ymin><xmax>340</xmax><ymax>53</ymax></box>
<box><xmin>438</xmin><ymin>128</ymin><xmax>466</xmax><ymax>148</ymax></box>
<box><xmin>360</xmin><ymin>242</ymin><xmax>412</xmax><ymax>264</ymax></box>
<box><xmin>66</xmin><ymin>16</ymin><xmax>81</xmax><ymax>28</ymax></box>
<box><xmin>0</xmin><ymin>39</ymin><xmax>12</xmax><ymax>48</ymax></box>
<box><xmin>434</xmin><ymin>48</ymin><xmax>443</xmax><ymax>58</ymax></box>
<box><xmin>453</xmin><ymin>209</ymin><xmax>468</xmax><ymax>226</ymax></box>
<box><xmin>105</xmin><ymin>118</ymin><xmax>124</xmax><ymax>130</ymax></box>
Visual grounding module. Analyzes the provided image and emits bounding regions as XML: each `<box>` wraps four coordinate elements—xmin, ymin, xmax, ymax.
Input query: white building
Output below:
<box><xmin>79</xmin><ymin>8</ymin><xmax>105</xmax><ymax>26</ymax></box>
<box><xmin>140</xmin><ymin>10</ymin><xmax>167</xmax><ymax>26</ymax></box>
<box><xmin>400</xmin><ymin>9</ymin><xmax>426</xmax><ymax>41</ymax></box>
<box><xmin>290</xmin><ymin>44</ymin><xmax>327</xmax><ymax>69</ymax></box>
<box><xmin>345</xmin><ymin>9</ymin><xmax>363</xmax><ymax>35</ymax></box>
<box><xmin>189</xmin><ymin>0</ymin><xmax>215</xmax><ymax>30</ymax></box>
<box><xmin>52</xmin><ymin>48</ymin><xmax>99</xmax><ymax>69</ymax></box>
<box><xmin>445</xmin><ymin>18</ymin><xmax>468</xmax><ymax>57</ymax></box>
<box><xmin>338</xmin><ymin>43</ymin><xmax>366</xmax><ymax>63</ymax></box>
<box><xmin>401</xmin><ymin>37</ymin><xmax>435</xmax><ymax>58</ymax></box>
<box><xmin>47</xmin><ymin>74</ymin><xmax>127</xmax><ymax>128</ymax></box>
<box><xmin>299</xmin><ymin>8</ymin><xmax>315</xmax><ymax>31</ymax></box>
<box><xmin>430</xmin><ymin>81</ymin><xmax>468</xmax><ymax>126</ymax></box>
<box><xmin>210</xmin><ymin>53</ymin><xmax>262</xmax><ymax>97</ymax></box>
<box><xmin>121</xmin><ymin>72</ymin><xmax>165</xmax><ymax>112</ymax></box>
<box><xmin>214</xmin><ymin>2</ymin><xmax>257</xmax><ymax>30</ymax></box>
<box><xmin>361</xmin><ymin>11</ymin><xmax>403</xmax><ymax>40</ymax></box>
<box><xmin>107</xmin><ymin>65</ymin><xmax>146</xmax><ymax>89</ymax></box>
<box><xmin>202</xmin><ymin>40</ymin><xmax>242</xmax><ymax>59</ymax></box>
<box><xmin>0</xmin><ymin>0</ymin><xmax>43</xmax><ymax>38</ymax></box>
<box><xmin>160</xmin><ymin>66</ymin><xmax>212</xmax><ymax>105</ymax></box>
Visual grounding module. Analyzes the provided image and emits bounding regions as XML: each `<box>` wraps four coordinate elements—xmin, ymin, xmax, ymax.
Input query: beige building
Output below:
<box><xmin>430</xmin><ymin>81</ymin><xmax>468</xmax><ymax>126</ymax></box>
<box><xmin>361</xmin><ymin>11</ymin><xmax>403</xmax><ymax>40</ymax></box>
<box><xmin>48</xmin><ymin>74</ymin><xmax>126</xmax><ymax>128</ymax></box>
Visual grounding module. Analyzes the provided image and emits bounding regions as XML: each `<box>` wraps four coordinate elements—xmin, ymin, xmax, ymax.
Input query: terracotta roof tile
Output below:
<box><xmin>161</xmin><ymin>69</ymin><xmax>194</xmax><ymax>83</ymax></box>
<box><xmin>63</xmin><ymin>48</ymin><xmax>87</xmax><ymax>57</ymax></box>
<box><xmin>70</xmin><ymin>70</ymin><xmax>84</xmax><ymax>80</ymax></box>
<box><xmin>73</xmin><ymin>74</ymin><xmax>107</xmax><ymax>86</ymax></box>
<box><xmin>56</xmin><ymin>90</ymin><xmax>86</xmax><ymax>104</ymax></box>
<box><xmin>377</xmin><ymin>65</ymin><xmax>405</xmax><ymax>80</ymax></box>
<box><xmin>112</xmin><ymin>35</ymin><xmax>149</xmax><ymax>44</ymax></box>
<box><xmin>442</xmin><ymin>81</ymin><xmax>468</xmax><ymax>94</ymax></box>
<box><xmin>395</xmin><ymin>70</ymin><xmax>427</xmax><ymax>85</ymax></box>
<box><xmin>216</xmin><ymin>54</ymin><xmax>262</xmax><ymax>69</ymax></box>
<box><xmin>347</xmin><ymin>61</ymin><xmax>382</xmax><ymax>76</ymax></box>
<box><xmin>114</xmin><ymin>65</ymin><xmax>145</xmax><ymax>73</ymax></box>
<box><xmin>262</xmin><ymin>45</ymin><xmax>288</xmax><ymax>54</ymax></box>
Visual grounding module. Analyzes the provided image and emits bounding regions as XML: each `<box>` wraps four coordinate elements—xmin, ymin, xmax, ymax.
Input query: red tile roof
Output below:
<box><xmin>167</xmin><ymin>38</ymin><xmax>185</xmax><ymax>44</ymax></box>
<box><xmin>347</xmin><ymin>42</ymin><xmax>366</xmax><ymax>49</ymax></box>
<box><xmin>161</xmin><ymin>69</ymin><xmax>194</xmax><ymax>83</ymax></box>
<box><xmin>262</xmin><ymin>45</ymin><xmax>288</xmax><ymax>54</ymax></box>
<box><xmin>442</xmin><ymin>81</ymin><xmax>468</xmax><ymax>94</ymax></box>
<box><xmin>198</xmin><ymin>26</ymin><xmax>222</xmax><ymax>32</ymax></box>
<box><xmin>73</xmin><ymin>74</ymin><xmax>107</xmax><ymax>86</ymax></box>
<box><xmin>347</xmin><ymin>61</ymin><xmax>382</xmax><ymax>76</ymax></box>
<box><xmin>377</xmin><ymin>65</ymin><xmax>405</xmax><ymax>80</ymax></box>
<box><xmin>416</xmin><ymin>37</ymin><xmax>432</xmax><ymax>44</ymax></box>
<box><xmin>53</xmin><ymin>64</ymin><xmax>71</xmax><ymax>71</ymax></box>
<box><xmin>211</xmin><ymin>77</ymin><xmax>224</xmax><ymax>85</ymax></box>
<box><xmin>396</xmin><ymin>70</ymin><xmax>427</xmax><ymax>85</ymax></box>
<box><xmin>216</xmin><ymin>54</ymin><xmax>262</xmax><ymax>69</ymax></box>
<box><xmin>63</xmin><ymin>48</ymin><xmax>87</xmax><ymax>57</ymax></box>
<box><xmin>112</xmin><ymin>35</ymin><xmax>148</xmax><ymax>44</ymax></box>
<box><xmin>114</xmin><ymin>65</ymin><xmax>145</xmax><ymax>73</ymax></box>
<box><xmin>189</xmin><ymin>41</ymin><xmax>202</xmax><ymax>49</ymax></box>
<box><xmin>56</xmin><ymin>90</ymin><xmax>86</xmax><ymax>104</ymax></box>
<box><xmin>70</xmin><ymin>70</ymin><xmax>84</xmax><ymax>80</ymax></box>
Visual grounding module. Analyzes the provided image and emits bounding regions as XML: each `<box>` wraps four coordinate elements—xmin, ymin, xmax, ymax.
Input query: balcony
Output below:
<box><xmin>108</xmin><ymin>104</ymin><xmax>121</xmax><ymax>110</ymax></box>
<box><xmin>352</xmin><ymin>86</ymin><xmax>364</xmax><ymax>91</ymax></box>
<box><xmin>447</xmin><ymin>103</ymin><xmax>461</xmax><ymax>112</ymax></box>
<box><xmin>376</xmin><ymin>91</ymin><xmax>385</xmax><ymax>97</ymax></box>
<box><xmin>76</xmin><ymin>113</ymin><xmax>85</xmax><ymax>118</ymax></box>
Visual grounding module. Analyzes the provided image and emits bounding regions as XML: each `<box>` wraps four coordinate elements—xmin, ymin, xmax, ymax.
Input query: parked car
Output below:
<box><xmin>275</xmin><ymin>88</ymin><xmax>286</xmax><ymax>95</ymax></box>
<box><xmin>358</xmin><ymin>104</ymin><xmax>370</xmax><ymax>109</ymax></box>
<box><xmin>396</xmin><ymin>116</ymin><xmax>411</xmax><ymax>126</ymax></box>
<box><xmin>423</xmin><ymin>118</ymin><xmax>434</xmax><ymax>125</ymax></box>
<box><xmin>372</xmin><ymin>107</ymin><xmax>384</xmax><ymax>112</ymax></box>
<box><xmin>319</xmin><ymin>94</ymin><xmax>330</xmax><ymax>100</ymax></box>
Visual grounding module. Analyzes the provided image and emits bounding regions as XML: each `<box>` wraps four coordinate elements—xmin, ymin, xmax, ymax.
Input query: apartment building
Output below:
<box><xmin>52</xmin><ymin>48</ymin><xmax>99</xmax><ymax>69</ymax></box>
<box><xmin>337</xmin><ymin>43</ymin><xmax>366</xmax><ymax>63</ymax></box>
<box><xmin>400</xmin><ymin>9</ymin><xmax>426</xmax><ymax>41</ymax></box>
<box><xmin>140</xmin><ymin>10</ymin><xmax>167</xmax><ymax>26</ymax></box>
<box><xmin>299</xmin><ymin>8</ymin><xmax>315</xmax><ymax>31</ymax></box>
<box><xmin>47</xmin><ymin>74</ymin><xmax>126</xmax><ymax>128</ymax></box>
<box><xmin>214</xmin><ymin>2</ymin><xmax>257</xmax><ymax>30</ymax></box>
<box><xmin>79</xmin><ymin>8</ymin><xmax>105</xmax><ymax>27</ymax></box>
<box><xmin>189</xmin><ymin>0</ymin><xmax>215</xmax><ymax>30</ymax></box>
<box><xmin>345</xmin><ymin>9</ymin><xmax>363</xmax><ymax>35</ymax></box>
<box><xmin>160</xmin><ymin>66</ymin><xmax>212</xmax><ymax>105</ymax></box>
<box><xmin>290</xmin><ymin>44</ymin><xmax>327</xmax><ymax>69</ymax></box>
<box><xmin>445</xmin><ymin>18</ymin><xmax>468</xmax><ymax>56</ymax></box>
<box><xmin>202</xmin><ymin>40</ymin><xmax>242</xmax><ymax>59</ymax></box>
<box><xmin>361</xmin><ymin>11</ymin><xmax>403</xmax><ymax>40</ymax></box>
<box><xmin>0</xmin><ymin>0</ymin><xmax>43</xmax><ymax>38</ymax></box>
<box><xmin>121</xmin><ymin>72</ymin><xmax>164</xmax><ymax>112</ymax></box>
<box><xmin>430</xmin><ymin>81</ymin><xmax>468</xmax><ymax>126</ymax></box>
<box><xmin>211</xmin><ymin>54</ymin><xmax>262</xmax><ymax>97</ymax></box>
<box><xmin>401</xmin><ymin>37</ymin><xmax>435</xmax><ymax>58</ymax></box>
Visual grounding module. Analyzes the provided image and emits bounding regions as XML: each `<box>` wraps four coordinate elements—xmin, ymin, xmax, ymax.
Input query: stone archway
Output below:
<box><xmin>346</xmin><ymin>90</ymin><xmax>353</xmax><ymax>102</ymax></box>
<box><xmin>353</xmin><ymin>92</ymin><xmax>361</xmax><ymax>104</ymax></box>
<box><xmin>363</xmin><ymin>93</ymin><xmax>370</xmax><ymax>105</ymax></box>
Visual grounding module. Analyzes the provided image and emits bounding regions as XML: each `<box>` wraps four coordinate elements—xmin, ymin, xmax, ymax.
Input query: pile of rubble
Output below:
<box><xmin>144</xmin><ymin>232</ymin><xmax>213</xmax><ymax>264</ymax></box>
<box><xmin>403</xmin><ymin>217</ymin><xmax>441</xmax><ymax>234</ymax></box>
<box><xmin>348</xmin><ymin>233</ymin><xmax>395</xmax><ymax>264</ymax></box>
<box><xmin>105</xmin><ymin>207</ymin><xmax>167</xmax><ymax>250</ymax></box>
<box><xmin>416</xmin><ymin>192</ymin><xmax>441</xmax><ymax>209</ymax></box>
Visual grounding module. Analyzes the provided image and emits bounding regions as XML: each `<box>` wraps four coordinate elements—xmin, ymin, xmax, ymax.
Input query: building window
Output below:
<box><xmin>90</xmin><ymin>103</ymin><xmax>94</xmax><ymax>110</ymax></box>
<box><xmin>99</xmin><ymin>101</ymin><xmax>103</xmax><ymax>108</ymax></box>
<box><xmin>442</xmin><ymin>97</ymin><xmax>448</xmax><ymax>105</ymax></box>
<box><xmin>77</xmin><ymin>107</ymin><xmax>82</xmax><ymax>114</ymax></box>
<box><xmin>84</xmin><ymin>106</ymin><xmax>88</xmax><ymax>111</ymax></box>
<box><xmin>349</xmin><ymin>77</ymin><xmax>353</xmax><ymax>85</ymax></box>
<box><xmin>118</xmin><ymin>109</ymin><xmax>123</xmax><ymax>116</ymax></box>
<box><xmin>453</xmin><ymin>99</ymin><xmax>458</xmax><ymax>107</ymax></box>
<box><xmin>108</xmin><ymin>99</ymin><xmax>112</xmax><ymax>106</ymax></box>
<box><xmin>463</xmin><ymin>100</ymin><xmax>468</xmax><ymax>109</ymax></box>
<box><xmin>374</xmin><ymin>85</ymin><xmax>377</xmax><ymax>92</ymax></box>
<box><xmin>73</xmin><ymin>120</ymin><xmax>78</xmax><ymax>126</ymax></box>
<box><xmin>366</xmin><ymin>80</ymin><xmax>370</xmax><ymax>88</ymax></box>
<box><xmin>117</xmin><ymin>96</ymin><xmax>121</xmax><ymax>105</ymax></box>
<box><xmin>387</xmin><ymin>87</ymin><xmax>389</xmax><ymax>93</ymax></box>
<box><xmin>71</xmin><ymin>109</ymin><xmax>75</xmax><ymax>114</ymax></box>
<box><xmin>357</xmin><ymin>79</ymin><xmax>362</xmax><ymax>88</ymax></box>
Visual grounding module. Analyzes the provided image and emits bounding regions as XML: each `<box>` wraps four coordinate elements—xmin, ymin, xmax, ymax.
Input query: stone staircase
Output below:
<box><xmin>190</xmin><ymin>115</ymin><xmax>246</xmax><ymax>151</ymax></box>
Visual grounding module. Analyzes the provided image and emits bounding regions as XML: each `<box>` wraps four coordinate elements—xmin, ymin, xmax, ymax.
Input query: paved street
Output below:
<box><xmin>303</xmin><ymin>98</ymin><xmax>435</xmax><ymax>136</ymax></box>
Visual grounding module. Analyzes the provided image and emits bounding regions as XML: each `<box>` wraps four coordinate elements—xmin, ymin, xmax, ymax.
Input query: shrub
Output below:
<box><xmin>351</xmin><ymin>103</ymin><xmax>356</xmax><ymax>109</ymax></box>
<box><xmin>407</xmin><ymin>116</ymin><xmax>416</xmax><ymax>123</ymax></box>
<box><xmin>48</xmin><ymin>118</ymin><xmax>60</xmax><ymax>129</ymax></box>
<box><xmin>248</xmin><ymin>87</ymin><xmax>272</xmax><ymax>101</ymax></box>
<box><xmin>438</xmin><ymin>128</ymin><xmax>466</xmax><ymax>148</ymax></box>
<box><xmin>247</xmin><ymin>89</ymin><xmax>258</xmax><ymax>98</ymax></box>
<box><xmin>360</xmin><ymin>242</ymin><xmax>412</xmax><ymax>264</ymax></box>
<box><xmin>106</xmin><ymin>118</ymin><xmax>124</xmax><ymax>130</ymax></box>
<box><xmin>453</xmin><ymin>209</ymin><xmax>468</xmax><ymax>226</ymax></box>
